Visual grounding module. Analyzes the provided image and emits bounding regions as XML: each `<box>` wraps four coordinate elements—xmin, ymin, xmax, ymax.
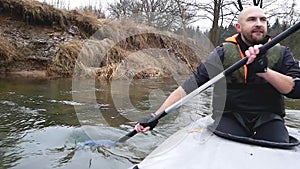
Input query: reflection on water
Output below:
<box><xmin>285</xmin><ymin>99</ymin><xmax>300</xmax><ymax>129</ymax></box>
<box><xmin>0</xmin><ymin>77</ymin><xmax>184</xmax><ymax>169</ymax></box>
<box><xmin>0</xmin><ymin>77</ymin><xmax>299</xmax><ymax>169</ymax></box>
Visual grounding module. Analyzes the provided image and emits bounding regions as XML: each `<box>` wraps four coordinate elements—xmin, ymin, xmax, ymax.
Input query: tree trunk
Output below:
<box><xmin>210</xmin><ymin>0</ymin><xmax>221</xmax><ymax>46</ymax></box>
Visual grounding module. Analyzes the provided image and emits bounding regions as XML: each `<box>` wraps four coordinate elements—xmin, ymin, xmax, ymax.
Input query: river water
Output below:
<box><xmin>0</xmin><ymin>77</ymin><xmax>300</xmax><ymax>169</ymax></box>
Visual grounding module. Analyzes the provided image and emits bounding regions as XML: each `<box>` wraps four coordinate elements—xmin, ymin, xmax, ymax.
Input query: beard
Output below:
<box><xmin>243</xmin><ymin>32</ymin><xmax>267</xmax><ymax>45</ymax></box>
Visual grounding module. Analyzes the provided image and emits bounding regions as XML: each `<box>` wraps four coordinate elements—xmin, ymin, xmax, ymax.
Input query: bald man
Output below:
<box><xmin>135</xmin><ymin>6</ymin><xmax>300</xmax><ymax>143</ymax></box>
<box><xmin>237</xmin><ymin>6</ymin><xmax>268</xmax><ymax>45</ymax></box>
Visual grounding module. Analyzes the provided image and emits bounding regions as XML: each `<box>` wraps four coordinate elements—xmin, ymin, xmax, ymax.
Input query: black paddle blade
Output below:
<box><xmin>118</xmin><ymin>130</ymin><xmax>138</xmax><ymax>143</ymax></box>
<box><xmin>83</xmin><ymin>140</ymin><xmax>118</xmax><ymax>147</ymax></box>
<box><xmin>83</xmin><ymin>130</ymin><xmax>138</xmax><ymax>147</ymax></box>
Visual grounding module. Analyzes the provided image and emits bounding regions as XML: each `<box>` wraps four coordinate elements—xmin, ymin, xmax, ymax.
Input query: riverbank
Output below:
<box><xmin>0</xmin><ymin>0</ymin><xmax>207</xmax><ymax>80</ymax></box>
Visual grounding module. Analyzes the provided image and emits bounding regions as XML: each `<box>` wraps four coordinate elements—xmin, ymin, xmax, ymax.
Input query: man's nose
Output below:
<box><xmin>255</xmin><ymin>19</ymin><xmax>264</xmax><ymax>26</ymax></box>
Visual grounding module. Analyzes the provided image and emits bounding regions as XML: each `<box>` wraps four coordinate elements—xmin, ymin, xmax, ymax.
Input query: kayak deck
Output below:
<box><xmin>132</xmin><ymin>116</ymin><xmax>300</xmax><ymax>169</ymax></box>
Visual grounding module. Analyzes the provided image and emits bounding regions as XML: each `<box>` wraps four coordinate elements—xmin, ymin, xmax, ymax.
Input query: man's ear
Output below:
<box><xmin>235</xmin><ymin>23</ymin><xmax>241</xmax><ymax>33</ymax></box>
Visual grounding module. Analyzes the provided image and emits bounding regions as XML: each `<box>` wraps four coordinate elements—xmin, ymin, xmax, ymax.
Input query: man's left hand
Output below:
<box><xmin>245</xmin><ymin>45</ymin><xmax>262</xmax><ymax>64</ymax></box>
<box><xmin>245</xmin><ymin>45</ymin><xmax>268</xmax><ymax>73</ymax></box>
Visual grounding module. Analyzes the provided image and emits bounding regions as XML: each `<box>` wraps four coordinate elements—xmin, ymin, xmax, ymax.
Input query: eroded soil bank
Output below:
<box><xmin>0</xmin><ymin>0</ymin><xmax>210</xmax><ymax>80</ymax></box>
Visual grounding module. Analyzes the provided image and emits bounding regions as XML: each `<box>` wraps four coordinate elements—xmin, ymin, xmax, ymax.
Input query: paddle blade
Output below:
<box><xmin>118</xmin><ymin>130</ymin><xmax>138</xmax><ymax>143</ymax></box>
<box><xmin>83</xmin><ymin>140</ymin><xmax>118</xmax><ymax>147</ymax></box>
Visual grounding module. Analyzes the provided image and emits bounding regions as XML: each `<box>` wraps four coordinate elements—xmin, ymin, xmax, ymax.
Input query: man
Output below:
<box><xmin>135</xmin><ymin>6</ymin><xmax>300</xmax><ymax>143</ymax></box>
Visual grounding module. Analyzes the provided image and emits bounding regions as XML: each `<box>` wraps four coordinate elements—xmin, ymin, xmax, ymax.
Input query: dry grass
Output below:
<box><xmin>47</xmin><ymin>40</ymin><xmax>83</xmax><ymax>77</ymax></box>
<box><xmin>70</xmin><ymin>10</ymin><xmax>109</xmax><ymax>37</ymax></box>
<box><xmin>54</xmin><ymin>19</ymin><xmax>211</xmax><ymax>80</ymax></box>
<box><xmin>0</xmin><ymin>0</ymin><xmax>102</xmax><ymax>36</ymax></box>
<box><xmin>0</xmin><ymin>0</ymin><xmax>68</xmax><ymax>27</ymax></box>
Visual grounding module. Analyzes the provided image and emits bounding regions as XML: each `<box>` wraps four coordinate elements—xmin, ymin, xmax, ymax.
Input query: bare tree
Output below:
<box><xmin>192</xmin><ymin>0</ymin><xmax>237</xmax><ymax>46</ymax></box>
<box><xmin>106</xmin><ymin>0</ymin><xmax>299</xmax><ymax>43</ymax></box>
<box><xmin>107</xmin><ymin>0</ymin><xmax>199</xmax><ymax>31</ymax></box>
<box><xmin>209</xmin><ymin>0</ymin><xmax>222</xmax><ymax>46</ymax></box>
<box><xmin>266</xmin><ymin>0</ymin><xmax>300</xmax><ymax>25</ymax></box>
<box><xmin>198</xmin><ymin>0</ymin><xmax>299</xmax><ymax>45</ymax></box>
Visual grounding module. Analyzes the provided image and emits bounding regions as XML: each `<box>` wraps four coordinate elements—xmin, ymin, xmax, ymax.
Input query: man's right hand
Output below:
<box><xmin>135</xmin><ymin>124</ymin><xmax>151</xmax><ymax>133</ymax></box>
<box><xmin>134</xmin><ymin>113</ymin><xmax>158</xmax><ymax>133</ymax></box>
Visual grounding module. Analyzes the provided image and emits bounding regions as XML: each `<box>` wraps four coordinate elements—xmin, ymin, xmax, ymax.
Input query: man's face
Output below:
<box><xmin>236</xmin><ymin>8</ymin><xmax>268</xmax><ymax>45</ymax></box>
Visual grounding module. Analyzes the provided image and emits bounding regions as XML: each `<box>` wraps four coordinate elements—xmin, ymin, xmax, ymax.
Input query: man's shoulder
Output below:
<box><xmin>212</xmin><ymin>45</ymin><xmax>225</xmax><ymax>58</ymax></box>
<box><xmin>221</xmin><ymin>41</ymin><xmax>238</xmax><ymax>48</ymax></box>
<box><xmin>220</xmin><ymin>42</ymin><xmax>239</xmax><ymax>55</ymax></box>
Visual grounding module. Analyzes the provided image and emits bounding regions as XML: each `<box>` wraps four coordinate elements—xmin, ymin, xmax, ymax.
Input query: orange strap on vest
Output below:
<box><xmin>225</xmin><ymin>34</ymin><xmax>248</xmax><ymax>83</ymax></box>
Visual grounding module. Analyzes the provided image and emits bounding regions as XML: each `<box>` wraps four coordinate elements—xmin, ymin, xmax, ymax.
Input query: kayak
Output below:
<box><xmin>130</xmin><ymin>115</ymin><xmax>300</xmax><ymax>169</ymax></box>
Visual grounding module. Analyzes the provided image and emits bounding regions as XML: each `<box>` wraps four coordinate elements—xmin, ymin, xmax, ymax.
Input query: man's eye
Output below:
<box><xmin>260</xmin><ymin>17</ymin><xmax>267</xmax><ymax>22</ymax></box>
<box><xmin>248</xmin><ymin>17</ymin><xmax>256</xmax><ymax>21</ymax></box>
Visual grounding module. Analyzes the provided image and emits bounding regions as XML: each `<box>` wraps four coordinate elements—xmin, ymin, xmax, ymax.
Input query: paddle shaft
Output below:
<box><xmin>118</xmin><ymin>21</ymin><xmax>300</xmax><ymax>143</ymax></box>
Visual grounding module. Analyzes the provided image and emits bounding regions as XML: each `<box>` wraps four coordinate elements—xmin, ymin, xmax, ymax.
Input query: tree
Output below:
<box><xmin>210</xmin><ymin>0</ymin><xmax>222</xmax><ymax>46</ymax></box>
<box><xmin>266</xmin><ymin>0</ymin><xmax>299</xmax><ymax>25</ymax></box>
<box><xmin>106</xmin><ymin>0</ymin><xmax>299</xmax><ymax>46</ymax></box>
<box><xmin>193</xmin><ymin>0</ymin><xmax>239</xmax><ymax>46</ymax></box>
<box><xmin>202</xmin><ymin>0</ymin><xmax>299</xmax><ymax>46</ymax></box>
<box><xmin>107</xmin><ymin>0</ymin><xmax>199</xmax><ymax>31</ymax></box>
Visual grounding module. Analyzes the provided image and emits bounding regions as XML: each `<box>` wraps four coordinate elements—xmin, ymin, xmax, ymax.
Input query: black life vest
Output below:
<box><xmin>212</xmin><ymin>34</ymin><xmax>285</xmax><ymax>118</ymax></box>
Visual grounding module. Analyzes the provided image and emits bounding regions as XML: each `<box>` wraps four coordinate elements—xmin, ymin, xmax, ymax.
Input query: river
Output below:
<box><xmin>0</xmin><ymin>76</ymin><xmax>300</xmax><ymax>169</ymax></box>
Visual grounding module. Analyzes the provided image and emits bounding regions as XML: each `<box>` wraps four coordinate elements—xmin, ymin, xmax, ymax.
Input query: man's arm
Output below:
<box><xmin>134</xmin><ymin>86</ymin><xmax>187</xmax><ymax>132</ymax></box>
<box><xmin>246</xmin><ymin>45</ymin><xmax>296</xmax><ymax>95</ymax></box>
<box><xmin>153</xmin><ymin>86</ymin><xmax>187</xmax><ymax>115</ymax></box>
<box><xmin>134</xmin><ymin>48</ymin><xmax>223</xmax><ymax>132</ymax></box>
<box><xmin>258</xmin><ymin>68</ymin><xmax>293</xmax><ymax>94</ymax></box>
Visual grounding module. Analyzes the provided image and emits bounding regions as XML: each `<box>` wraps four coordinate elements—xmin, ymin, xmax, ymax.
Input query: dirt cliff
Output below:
<box><xmin>0</xmin><ymin>0</ymin><xmax>210</xmax><ymax>80</ymax></box>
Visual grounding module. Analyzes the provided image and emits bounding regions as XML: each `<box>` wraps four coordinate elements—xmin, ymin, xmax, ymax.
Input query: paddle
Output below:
<box><xmin>85</xmin><ymin>21</ymin><xmax>300</xmax><ymax>147</ymax></box>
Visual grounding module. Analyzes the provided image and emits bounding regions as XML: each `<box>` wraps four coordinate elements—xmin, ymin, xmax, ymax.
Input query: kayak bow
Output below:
<box><xmin>131</xmin><ymin>115</ymin><xmax>300</xmax><ymax>169</ymax></box>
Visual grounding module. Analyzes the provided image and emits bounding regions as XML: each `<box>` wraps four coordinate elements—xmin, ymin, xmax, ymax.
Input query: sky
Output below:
<box><xmin>38</xmin><ymin>0</ymin><xmax>110</xmax><ymax>10</ymax></box>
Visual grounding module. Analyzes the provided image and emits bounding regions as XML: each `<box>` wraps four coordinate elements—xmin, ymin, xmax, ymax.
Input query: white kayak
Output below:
<box><xmin>130</xmin><ymin>115</ymin><xmax>300</xmax><ymax>169</ymax></box>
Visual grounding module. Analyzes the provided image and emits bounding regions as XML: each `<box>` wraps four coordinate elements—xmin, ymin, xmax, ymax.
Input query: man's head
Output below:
<box><xmin>235</xmin><ymin>6</ymin><xmax>268</xmax><ymax>46</ymax></box>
